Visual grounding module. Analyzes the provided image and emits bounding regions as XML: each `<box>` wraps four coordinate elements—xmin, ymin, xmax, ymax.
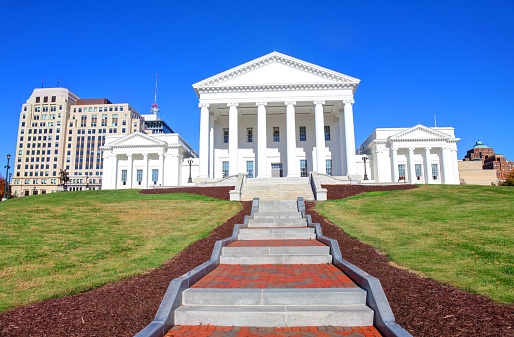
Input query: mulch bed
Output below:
<box><xmin>1</xmin><ymin>185</ymin><xmax>512</xmax><ymax>337</ymax></box>
<box><xmin>321</xmin><ymin>183</ymin><xmax>418</xmax><ymax>200</ymax></box>
<box><xmin>140</xmin><ymin>186</ymin><xmax>233</xmax><ymax>200</ymax></box>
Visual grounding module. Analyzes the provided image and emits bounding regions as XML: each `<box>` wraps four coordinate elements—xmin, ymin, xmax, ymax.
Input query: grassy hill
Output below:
<box><xmin>0</xmin><ymin>190</ymin><xmax>240</xmax><ymax>312</ymax></box>
<box><xmin>317</xmin><ymin>185</ymin><xmax>514</xmax><ymax>303</ymax></box>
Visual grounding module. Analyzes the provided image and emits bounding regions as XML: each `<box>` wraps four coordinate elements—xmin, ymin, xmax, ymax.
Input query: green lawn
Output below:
<box><xmin>316</xmin><ymin>185</ymin><xmax>514</xmax><ymax>303</ymax></box>
<box><xmin>0</xmin><ymin>190</ymin><xmax>240</xmax><ymax>312</ymax></box>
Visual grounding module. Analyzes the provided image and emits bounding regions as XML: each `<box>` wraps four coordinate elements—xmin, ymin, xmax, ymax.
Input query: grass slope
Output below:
<box><xmin>0</xmin><ymin>190</ymin><xmax>240</xmax><ymax>312</ymax></box>
<box><xmin>316</xmin><ymin>185</ymin><xmax>514</xmax><ymax>303</ymax></box>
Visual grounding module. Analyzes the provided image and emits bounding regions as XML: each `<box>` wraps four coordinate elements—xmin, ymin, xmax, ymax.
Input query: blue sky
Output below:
<box><xmin>1</xmin><ymin>0</ymin><xmax>513</xmax><ymax>178</ymax></box>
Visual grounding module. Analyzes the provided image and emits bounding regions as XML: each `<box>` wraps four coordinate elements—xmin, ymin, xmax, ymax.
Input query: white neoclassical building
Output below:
<box><xmin>101</xmin><ymin>132</ymin><xmax>198</xmax><ymax>189</ymax></box>
<box><xmin>357</xmin><ymin>125</ymin><xmax>460</xmax><ymax>184</ymax></box>
<box><xmin>194</xmin><ymin>52</ymin><xmax>361</xmax><ymax>181</ymax></box>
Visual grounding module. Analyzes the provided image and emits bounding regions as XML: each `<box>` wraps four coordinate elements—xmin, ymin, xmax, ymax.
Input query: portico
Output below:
<box><xmin>193</xmin><ymin>52</ymin><xmax>361</xmax><ymax>181</ymax></box>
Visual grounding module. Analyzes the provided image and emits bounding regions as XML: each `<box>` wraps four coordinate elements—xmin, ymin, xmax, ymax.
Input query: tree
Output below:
<box><xmin>501</xmin><ymin>170</ymin><xmax>514</xmax><ymax>186</ymax></box>
<box><xmin>0</xmin><ymin>173</ymin><xmax>5</xmax><ymax>198</ymax></box>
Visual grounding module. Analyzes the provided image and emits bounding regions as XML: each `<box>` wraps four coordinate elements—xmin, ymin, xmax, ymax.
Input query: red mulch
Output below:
<box><xmin>140</xmin><ymin>186</ymin><xmax>233</xmax><ymax>200</ymax></box>
<box><xmin>1</xmin><ymin>185</ymin><xmax>513</xmax><ymax>337</ymax></box>
<box><xmin>322</xmin><ymin>183</ymin><xmax>418</xmax><ymax>200</ymax></box>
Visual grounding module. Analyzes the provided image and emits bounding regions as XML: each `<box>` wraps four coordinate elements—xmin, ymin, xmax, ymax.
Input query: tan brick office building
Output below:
<box><xmin>10</xmin><ymin>88</ymin><xmax>145</xmax><ymax>196</ymax></box>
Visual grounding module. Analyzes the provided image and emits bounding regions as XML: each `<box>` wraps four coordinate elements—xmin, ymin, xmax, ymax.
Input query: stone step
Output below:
<box><xmin>174</xmin><ymin>304</ymin><xmax>374</xmax><ymax>327</ymax></box>
<box><xmin>222</xmin><ymin>246</ymin><xmax>330</xmax><ymax>256</ymax></box>
<box><xmin>238</xmin><ymin>233</ymin><xmax>316</xmax><ymax>240</ymax></box>
<box><xmin>253</xmin><ymin>212</ymin><xmax>303</xmax><ymax>219</ymax></box>
<box><xmin>182</xmin><ymin>288</ymin><xmax>367</xmax><ymax>306</ymax></box>
<box><xmin>249</xmin><ymin>218</ymin><xmax>306</xmax><ymax>224</ymax></box>
<box><xmin>239</xmin><ymin>227</ymin><xmax>313</xmax><ymax>235</ymax></box>
<box><xmin>220</xmin><ymin>254</ymin><xmax>332</xmax><ymax>264</ymax></box>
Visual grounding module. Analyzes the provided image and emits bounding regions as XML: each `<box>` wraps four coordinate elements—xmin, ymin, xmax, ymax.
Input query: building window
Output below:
<box><xmin>326</xmin><ymin>159</ymin><xmax>332</xmax><ymax>176</ymax></box>
<box><xmin>152</xmin><ymin>169</ymin><xmax>158</xmax><ymax>184</ymax></box>
<box><xmin>246</xmin><ymin>128</ymin><xmax>253</xmax><ymax>142</ymax></box>
<box><xmin>222</xmin><ymin>161</ymin><xmax>229</xmax><ymax>178</ymax></box>
<box><xmin>121</xmin><ymin>170</ymin><xmax>127</xmax><ymax>185</ymax></box>
<box><xmin>398</xmin><ymin>164</ymin><xmax>406</xmax><ymax>181</ymax></box>
<box><xmin>300</xmin><ymin>160</ymin><xmax>308</xmax><ymax>177</ymax></box>
<box><xmin>299</xmin><ymin>126</ymin><xmax>306</xmax><ymax>141</ymax></box>
<box><xmin>432</xmin><ymin>164</ymin><xmax>439</xmax><ymax>180</ymax></box>
<box><xmin>223</xmin><ymin>128</ymin><xmax>229</xmax><ymax>143</ymax></box>
<box><xmin>136</xmin><ymin>170</ymin><xmax>143</xmax><ymax>185</ymax></box>
<box><xmin>415</xmin><ymin>164</ymin><xmax>422</xmax><ymax>181</ymax></box>
<box><xmin>324</xmin><ymin>126</ymin><xmax>331</xmax><ymax>141</ymax></box>
<box><xmin>246</xmin><ymin>161</ymin><xmax>254</xmax><ymax>178</ymax></box>
<box><xmin>273</xmin><ymin>127</ymin><xmax>280</xmax><ymax>142</ymax></box>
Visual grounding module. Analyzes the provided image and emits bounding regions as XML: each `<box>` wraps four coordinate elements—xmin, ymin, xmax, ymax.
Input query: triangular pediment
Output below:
<box><xmin>108</xmin><ymin>132</ymin><xmax>166</xmax><ymax>147</ymax></box>
<box><xmin>193</xmin><ymin>52</ymin><xmax>360</xmax><ymax>91</ymax></box>
<box><xmin>389</xmin><ymin>124</ymin><xmax>451</xmax><ymax>141</ymax></box>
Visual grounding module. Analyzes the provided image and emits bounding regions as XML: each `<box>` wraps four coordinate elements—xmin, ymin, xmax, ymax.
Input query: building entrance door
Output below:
<box><xmin>271</xmin><ymin>163</ymin><xmax>283</xmax><ymax>177</ymax></box>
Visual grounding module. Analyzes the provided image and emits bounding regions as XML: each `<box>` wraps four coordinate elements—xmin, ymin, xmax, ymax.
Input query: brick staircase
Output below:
<box><xmin>240</xmin><ymin>178</ymin><xmax>315</xmax><ymax>201</ymax></box>
<box><xmin>173</xmin><ymin>200</ymin><xmax>374</xmax><ymax>328</ymax></box>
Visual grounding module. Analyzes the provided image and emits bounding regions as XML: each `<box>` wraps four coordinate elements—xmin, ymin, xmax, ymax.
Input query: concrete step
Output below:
<box><xmin>247</xmin><ymin>219</ymin><xmax>307</xmax><ymax>228</ymax></box>
<box><xmin>182</xmin><ymin>288</ymin><xmax>367</xmax><ymax>306</ymax></box>
<box><xmin>239</xmin><ymin>227</ymin><xmax>313</xmax><ymax>235</ymax></box>
<box><xmin>222</xmin><ymin>246</ymin><xmax>330</xmax><ymax>256</ymax></box>
<box><xmin>253</xmin><ymin>212</ymin><xmax>303</xmax><ymax>219</ymax></box>
<box><xmin>238</xmin><ymin>233</ymin><xmax>316</xmax><ymax>240</ymax></box>
<box><xmin>174</xmin><ymin>304</ymin><xmax>374</xmax><ymax>327</ymax></box>
<box><xmin>249</xmin><ymin>218</ymin><xmax>306</xmax><ymax>224</ymax></box>
<box><xmin>220</xmin><ymin>254</ymin><xmax>332</xmax><ymax>264</ymax></box>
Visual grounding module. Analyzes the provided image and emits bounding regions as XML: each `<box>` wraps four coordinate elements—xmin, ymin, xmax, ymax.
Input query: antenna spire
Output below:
<box><xmin>150</xmin><ymin>73</ymin><xmax>160</xmax><ymax>115</ymax></box>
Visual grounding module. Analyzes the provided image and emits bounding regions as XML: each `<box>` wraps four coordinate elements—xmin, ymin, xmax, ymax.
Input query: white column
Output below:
<box><xmin>158</xmin><ymin>153</ymin><xmax>164</xmax><ymax>186</ymax></box>
<box><xmin>374</xmin><ymin>149</ymin><xmax>381</xmax><ymax>182</ymax></box>
<box><xmin>424</xmin><ymin>147</ymin><xmax>432</xmax><ymax>184</ymax></box>
<box><xmin>408</xmin><ymin>147</ymin><xmax>416</xmax><ymax>183</ymax></box>
<box><xmin>391</xmin><ymin>147</ymin><xmax>398</xmax><ymax>182</ymax></box>
<box><xmin>285</xmin><ymin>101</ymin><xmax>298</xmax><ymax>177</ymax></box>
<box><xmin>198</xmin><ymin>103</ymin><xmax>210</xmax><ymax>178</ymax></box>
<box><xmin>343</xmin><ymin>99</ymin><xmax>357</xmax><ymax>175</ymax></box>
<box><xmin>452</xmin><ymin>148</ymin><xmax>460</xmax><ymax>184</ymax></box>
<box><xmin>127</xmin><ymin>154</ymin><xmax>133</xmax><ymax>188</ymax></box>
<box><xmin>338</xmin><ymin>110</ymin><xmax>347</xmax><ymax>175</ymax></box>
<box><xmin>112</xmin><ymin>154</ymin><xmax>118</xmax><ymax>189</ymax></box>
<box><xmin>256</xmin><ymin>102</ymin><xmax>268</xmax><ymax>178</ymax></box>
<box><xmin>209</xmin><ymin>114</ymin><xmax>214</xmax><ymax>179</ymax></box>
<box><xmin>228</xmin><ymin>103</ymin><xmax>239</xmax><ymax>176</ymax></box>
<box><xmin>143</xmin><ymin>154</ymin><xmax>148</xmax><ymax>189</ymax></box>
<box><xmin>314</xmin><ymin>100</ymin><xmax>326</xmax><ymax>174</ymax></box>
<box><xmin>441</xmin><ymin>147</ymin><xmax>450</xmax><ymax>184</ymax></box>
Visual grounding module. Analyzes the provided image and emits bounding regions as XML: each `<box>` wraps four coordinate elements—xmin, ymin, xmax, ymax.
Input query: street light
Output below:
<box><xmin>33</xmin><ymin>185</ymin><xmax>37</xmax><ymax>196</ymax></box>
<box><xmin>362</xmin><ymin>156</ymin><xmax>369</xmax><ymax>181</ymax></box>
<box><xmin>85</xmin><ymin>176</ymin><xmax>90</xmax><ymax>190</ymax></box>
<box><xmin>187</xmin><ymin>159</ymin><xmax>193</xmax><ymax>183</ymax></box>
<box><xmin>2</xmin><ymin>154</ymin><xmax>11</xmax><ymax>201</ymax></box>
<box><xmin>8</xmin><ymin>173</ymin><xmax>12</xmax><ymax>198</ymax></box>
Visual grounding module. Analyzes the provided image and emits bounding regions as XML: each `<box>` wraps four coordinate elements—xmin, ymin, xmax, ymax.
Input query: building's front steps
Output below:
<box><xmin>241</xmin><ymin>178</ymin><xmax>315</xmax><ymax>201</ymax></box>
<box><xmin>171</xmin><ymin>200</ymin><xmax>377</xmax><ymax>332</ymax></box>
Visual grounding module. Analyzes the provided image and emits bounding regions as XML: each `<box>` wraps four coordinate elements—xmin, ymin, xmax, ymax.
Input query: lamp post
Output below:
<box><xmin>187</xmin><ymin>159</ymin><xmax>193</xmax><ymax>183</ymax></box>
<box><xmin>2</xmin><ymin>154</ymin><xmax>11</xmax><ymax>201</ymax></box>
<box><xmin>85</xmin><ymin>176</ymin><xmax>89</xmax><ymax>190</ymax></box>
<box><xmin>362</xmin><ymin>156</ymin><xmax>369</xmax><ymax>181</ymax></box>
<box><xmin>33</xmin><ymin>185</ymin><xmax>36</xmax><ymax>196</ymax></box>
<box><xmin>8</xmin><ymin>173</ymin><xmax>12</xmax><ymax>198</ymax></box>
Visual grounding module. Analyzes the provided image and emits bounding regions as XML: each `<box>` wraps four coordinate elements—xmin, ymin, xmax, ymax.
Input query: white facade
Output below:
<box><xmin>357</xmin><ymin>125</ymin><xmax>460</xmax><ymax>184</ymax></box>
<box><xmin>101</xmin><ymin>132</ymin><xmax>198</xmax><ymax>189</ymax></box>
<box><xmin>193</xmin><ymin>52</ymin><xmax>361</xmax><ymax>180</ymax></box>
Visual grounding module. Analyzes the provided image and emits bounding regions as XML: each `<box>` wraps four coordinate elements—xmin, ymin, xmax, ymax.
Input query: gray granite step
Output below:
<box><xmin>174</xmin><ymin>304</ymin><xmax>374</xmax><ymax>327</ymax></box>
<box><xmin>182</xmin><ymin>288</ymin><xmax>367</xmax><ymax>306</ymax></box>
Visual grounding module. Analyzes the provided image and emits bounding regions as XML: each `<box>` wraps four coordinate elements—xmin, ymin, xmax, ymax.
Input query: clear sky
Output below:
<box><xmin>1</xmin><ymin>0</ymin><xmax>513</xmax><ymax>178</ymax></box>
